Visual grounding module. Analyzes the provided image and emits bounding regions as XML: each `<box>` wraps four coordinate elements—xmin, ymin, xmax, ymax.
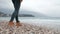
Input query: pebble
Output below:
<box><xmin>0</xmin><ymin>21</ymin><xmax>60</xmax><ymax>34</ymax></box>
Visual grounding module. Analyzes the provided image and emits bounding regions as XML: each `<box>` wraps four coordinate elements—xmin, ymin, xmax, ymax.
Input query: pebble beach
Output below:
<box><xmin>0</xmin><ymin>21</ymin><xmax>60</xmax><ymax>34</ymax></box>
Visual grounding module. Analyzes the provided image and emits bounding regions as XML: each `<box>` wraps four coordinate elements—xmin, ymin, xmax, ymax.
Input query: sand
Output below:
<box><xmin>0</xmin><ymin>21</ymin><xmax>60</xmax><ymax>34</ymax></box>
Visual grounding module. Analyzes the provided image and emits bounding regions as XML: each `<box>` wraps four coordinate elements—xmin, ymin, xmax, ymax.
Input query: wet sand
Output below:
<box><xmin>0</xmin><ymin>21</ymin><xmax>60</xmax><ymax>34</ymax></box>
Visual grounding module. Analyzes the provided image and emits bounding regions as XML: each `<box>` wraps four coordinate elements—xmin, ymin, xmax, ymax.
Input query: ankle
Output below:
<box><xmin>9</xmin><ymin>20</ymin><xmax>13</xmax><ymax>22</ymax></box>
<box><xmin>16</xmin><ymin>21</ymin><xmax>20</xmax><ymax>23</ymax></box>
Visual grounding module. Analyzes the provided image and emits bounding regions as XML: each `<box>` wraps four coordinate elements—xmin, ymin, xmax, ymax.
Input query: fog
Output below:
<box><xmin>0</xmin><ymin>0</ymin><xmax>60</xmax><ymax>17</ymax></box>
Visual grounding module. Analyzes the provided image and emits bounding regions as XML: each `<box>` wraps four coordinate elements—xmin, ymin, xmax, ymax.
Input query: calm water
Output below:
<box><xmin>0</xmin><ymin>17</ymin><xmax>60</xmax><ymax>30</ymax></box>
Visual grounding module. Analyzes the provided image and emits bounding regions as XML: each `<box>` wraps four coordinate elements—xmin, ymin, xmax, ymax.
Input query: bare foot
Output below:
<box><xmin>8</xmin><ymin>21</ymin><xmax>14</xmax><ymax>27</ymax></box>
<box><xmin>16</xmin><ymin>22</ymin><xmax>22</xmax><ymax>28</ymax></box>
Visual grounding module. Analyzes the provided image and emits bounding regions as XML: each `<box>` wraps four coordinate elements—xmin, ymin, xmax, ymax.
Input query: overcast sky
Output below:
<box><xmin>0</xmin><ymin>0</ymin><xmax>60</xmax><ymax>17</ymax></box>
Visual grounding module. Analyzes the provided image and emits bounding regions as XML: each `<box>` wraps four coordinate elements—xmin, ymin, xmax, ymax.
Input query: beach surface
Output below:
<box><xmin>0</xmin><ymin>21</ymin><xmax>60</xmax><ymax>34</ymax></box>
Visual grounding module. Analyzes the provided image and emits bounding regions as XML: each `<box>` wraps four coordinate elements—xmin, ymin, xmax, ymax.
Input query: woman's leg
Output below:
<box><xmin>14</xmin><ymin>1</ymin><xmax>22</xmax><ymax>27</ymax></box>
<box><xmin>10</xmin><ymin>11</ymin><xmax>15</xmax><ymax>22</ymax></box>
<box><xmin>9</xmin><ymin>0</ymin><xmax>16</xmax><ymax>22</ymax></box>
<box><xmin>8</xmin><ymin>0</ymin><xmax>16</xmax><ymax>27</ymax></box>
<box><xmin>9</xmin><ymin>0</ymin><xmax>22</xmax><ymax>27</ymax></box>
<box><xmin>10</xmin><ymin>0</ymin><xmax>20</xmax><ymax>22</ymax></box>
<box><xmin>14</xmin><ymin>2</ymin><xmax>20</xmax><ymax>22</ymax></box>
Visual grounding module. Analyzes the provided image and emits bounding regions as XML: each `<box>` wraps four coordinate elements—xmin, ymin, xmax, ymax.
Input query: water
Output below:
<box><xmin>0</xmin><ymin>17</ymin><xmax>60</xmax><ymax>30</ymax></box>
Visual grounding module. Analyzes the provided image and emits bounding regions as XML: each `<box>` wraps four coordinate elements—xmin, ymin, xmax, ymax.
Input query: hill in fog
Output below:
<box><xmin>0</xmin><ymin>8</ymin><xmax>47</xmax><ymax>17</ymax></box>
<box><xmin>0</xmin><ymin>8</ymin><xmax>60</xmax><ymax>19</ymax></box>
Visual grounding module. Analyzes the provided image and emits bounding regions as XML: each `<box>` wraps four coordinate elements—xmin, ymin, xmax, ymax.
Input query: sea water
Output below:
<box><xmin>0</xmin><ymin>17</ymin><xmax>60</xmax><ymax>30</ymax></box>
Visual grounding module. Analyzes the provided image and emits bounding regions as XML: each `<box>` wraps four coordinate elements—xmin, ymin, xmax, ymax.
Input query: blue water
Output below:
<box><xmin>0</xmin><ymin>17</ymin><xmax>60</xmax><ymax>30</ymax></box>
